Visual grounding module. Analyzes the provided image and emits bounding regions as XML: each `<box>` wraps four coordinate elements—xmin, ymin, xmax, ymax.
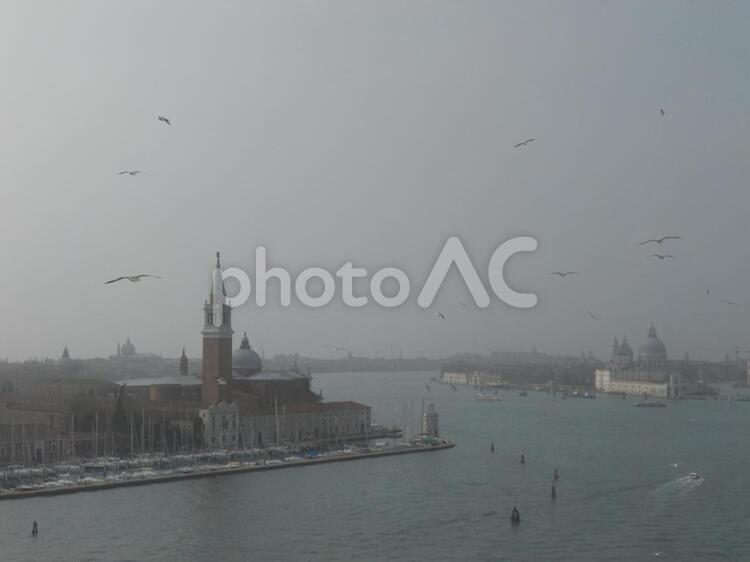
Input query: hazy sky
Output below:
<box><xmin>1</xmin><ymin>1</ymin><xmax>748</xmax><ymax>362</ymax></box>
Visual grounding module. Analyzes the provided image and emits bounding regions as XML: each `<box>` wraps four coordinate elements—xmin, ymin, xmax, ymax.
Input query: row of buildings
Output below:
<box><xmin>0</xmin><ymin>253</ymin><xmax>374</xmax><ymax>464</ymax></box>
<box><xmin>441</xmin><ymin>323</ymin><xmax>721</xmax><ymax>400</ymax></box>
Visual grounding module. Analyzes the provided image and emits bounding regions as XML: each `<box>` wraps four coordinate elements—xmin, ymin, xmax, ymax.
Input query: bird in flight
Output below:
<box><xmin>436</xmin><ymin>312</ymin><xmax>446</xmax><ymax>320</ymax></box>
<box><xmin>514</xmin><ymin>138</ymin><xmax>534</xmax><ymax>148</ymax></box>
<box><xmin>118</xmin><ymin>170</ymin><xmax>143</xmax><ymax>176</ymax></box>
<box><xmin>105</xmin><ymin>274</ymin><xmax>161</xmax><ymax>285</ymax></box>
<box><xmin>660</xmin><ymin>109</ymin><xmax>665</xmax><ymax>116</ymax></box>
<box><xmin>706</xmin><ymin>288</ymin><xmax>711</xmax><ymax>296</ymax></box>
<box><xmin>587</xmin><ymin>312</ymin><xmax>600</xmax><ymax>321</ymax></box>
<box><xmin>720</xmin><ymin>299</ymin><xmax>739</xmax><ymax>307</ymax></box>
<box><xmin>551</xmin><ymin>271</ymin><xmax>577</xmax><ymax>277</ymax></box>
<box><xmin>638</xmin><ymin>236</ymin><xmax>682</xmax><ymax>246</ymax></box>
<box><xmin>651</xmin><ymin>254</ymin><xmax>674</xmax><ymax>260</ymax></box>
<box><xmin>157</xmin><ymin>115</ymin><xmax>171</xmax><ymax>125</ymax></box>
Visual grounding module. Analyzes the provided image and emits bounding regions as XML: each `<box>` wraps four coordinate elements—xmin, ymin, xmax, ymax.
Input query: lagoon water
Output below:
<box><xmin>1</xmin><ymin>371</ymin><xmax>748</xmax><ymax>561</ymax></box>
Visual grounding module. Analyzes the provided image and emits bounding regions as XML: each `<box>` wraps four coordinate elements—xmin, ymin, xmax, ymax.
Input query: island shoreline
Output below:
<box><xmin>0</xmin><ymin>441</ymin><xmax>455</xmax><ymax>501</ymax></box>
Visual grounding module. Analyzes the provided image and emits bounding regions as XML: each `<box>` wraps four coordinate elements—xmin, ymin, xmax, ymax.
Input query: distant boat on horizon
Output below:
<box><xmin>634</xmin><ymin>401</ymin><xmax>667</xmax><ymax>408</ymax></box>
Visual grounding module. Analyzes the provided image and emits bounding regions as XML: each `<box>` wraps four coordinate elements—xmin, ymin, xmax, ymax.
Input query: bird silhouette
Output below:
<box><xmin>157</xmin><ymin>115</ymin><xmax>171</xmax><ymax>125</ymax></box>
<box><xmin>660</xmin><ymin>109</ymin><xmax>665</xmax><ymax>116</ymax></box>
<box><xmin>105</xmin><ymin>274</ymin><xmax>161</xmax><ymax>285</ymax></box>
<box><xmin>706</xmin><ymin>288</ymin><xmax>711</xmax><ymax>296</ymax></box>
<box><xmin>720</xmin><ymin>300</ymin><xmax>739</xmax><ymax>307</ymax></box>
<box><xmin>436</xmin><ymin>312</ymin><xmax>446</xmax><ymax>320</ymax></box>
<box><xmin>514</xmin><ymin>138</ymin><xmax>534</xmax><ymax>148</ymax></box>
<box><xmin>117</xmin><ymin>170</ymin><xmax>143</xmax><ymax>176</ymax></box>
<box><xmin>551</xmin><ymin>271</ymin><xmax>577</xmax><ymax>277</ymax></box>
<box><xmin>638</xmin><ymin>236</ymin><xmax>682</xmax><ymax>246</ymax></box>
<box><xmin>587</xmin><ymin>312</ymin><xmax>600</xmax><ymax>321</ymax></box>
<box><xmin>651</xmin><ymin>254</ymin><xmax>674</xmax><ymax>260</ymax></box>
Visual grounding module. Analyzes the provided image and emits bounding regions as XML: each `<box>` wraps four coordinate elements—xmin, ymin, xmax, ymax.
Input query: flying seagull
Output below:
<box><xmin>436</xmin><ymin>312</ymin><xmax>446</xmax><ymax>320</ymax></box>
<box><xmin>157</xmin><ymin>115</ymin><xmax>171</xmax><ymax>125</ymax></box>
<box><xmin>587</xmin><ymin>312</ymin><xmax>600</xmax><ymax>321</ymax></box>
<box><xmin>551</xmin><ymin>271</ymin><xmax>577</xmax><ymax>277</ymax></box>
<box><xmin>117</xmin><ymin>170</ymin><xmax>143</xmax><ymax>176</ymax></box>
<box><xmin>660</xmin><ymin>109</ymin><xmax>665</xmax><ymax>116</ymax></box>
<box><xmin>514</xmin><ymin>138</ymin><xmax>534</xmax><ymax>148</ymax></box>
<box><xmin>638</xmin><ymin>236</ymin><xmax>682</xmax><ymax>246</ymax></box>
<box><xmin>105</xmin><ymin>274</ymin><xmax>161</xmax><ymax>285</ymax></box>
<box><xmin>720</xmin><ymin>299</ymin><xmax>739</xmax><ymax>307</ymax></box>
<box><xmin>651</xmin><ymin>254</ymin><xmax>674</xmax><ymax>260</ymax></box>
<box><xmin>706</xmin><ymin>288</ymin><xmax>711</xmax><ymax>296</ymax></box>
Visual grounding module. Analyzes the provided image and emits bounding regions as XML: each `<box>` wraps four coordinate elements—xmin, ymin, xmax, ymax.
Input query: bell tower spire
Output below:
<box><xmin>202</xmin><ymin>251</ymin><xmax>234</xmax><ymax>405</ymax></box>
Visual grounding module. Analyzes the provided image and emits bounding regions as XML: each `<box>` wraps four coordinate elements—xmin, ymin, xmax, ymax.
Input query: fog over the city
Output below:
<box><xmin>1</xmin><ymin>1</ymin><xmax>748</xmax><ymax>362</ymax></box>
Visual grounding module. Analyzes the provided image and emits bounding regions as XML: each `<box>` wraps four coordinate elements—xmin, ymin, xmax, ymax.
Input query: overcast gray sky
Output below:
<box><xmin>1</xmin><ymin>1</ymin><xmax>748</xmax><ymax>362</ymax></box>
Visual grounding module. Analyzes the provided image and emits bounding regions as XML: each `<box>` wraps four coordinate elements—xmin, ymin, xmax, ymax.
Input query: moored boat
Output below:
<box><xmin>634</xmin><ymin>401</ymin><xmax>667</xmax><ymax>408</ymax></box>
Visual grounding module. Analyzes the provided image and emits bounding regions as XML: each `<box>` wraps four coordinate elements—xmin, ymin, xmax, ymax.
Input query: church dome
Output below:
<box><xmin>618</xmin><ymin>337</ymin><xmax>633</xmax><ymax>358</ymax></box>
<box><xmin>232</xmin><ymin>332</ymin><xmax>262</xmax><ymax>376</ymax></box>
<box><xmin>638</xmin><ymin>324</ymin><xmax>667</xmax><ymax>364</ymax></box>
<box><xmin>121</xmin><ymin>338</ymin><xmax>136</xmax><ymax>356</ymax></box>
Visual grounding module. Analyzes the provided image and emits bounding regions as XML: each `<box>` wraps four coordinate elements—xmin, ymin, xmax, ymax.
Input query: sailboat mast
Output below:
<box><xmin>70</xmin><ymin>414</ymin><xmax>75</xmax><ymax>461</ymax></box>
<box><xmin>274</xmin><ymin>397</ymin><xmax>279</xmax><ymax>446</ymax></box>
<box><xmin>94</xmin><ymin>412</ymin><xmax>98</xmax><ymax>459</ymax></box>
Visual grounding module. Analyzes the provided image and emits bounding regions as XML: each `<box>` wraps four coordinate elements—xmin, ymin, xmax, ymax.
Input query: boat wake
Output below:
<box><xmin>651</xmin><ymin>474</ymin><xmax>704</xmax><ymax>497</ymax></box>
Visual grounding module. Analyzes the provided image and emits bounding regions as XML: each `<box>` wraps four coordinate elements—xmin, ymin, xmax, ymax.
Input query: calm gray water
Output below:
<box><xmin>1</xmin><ymin>371</ymin><xmax>748</xmax><ymax>561</ymax></box>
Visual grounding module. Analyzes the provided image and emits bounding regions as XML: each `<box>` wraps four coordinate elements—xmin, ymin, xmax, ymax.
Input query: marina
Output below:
<box><xmin>0</xmin><ymin>438</ymin><xmax>454</xmax><ymax>501</ymax></box>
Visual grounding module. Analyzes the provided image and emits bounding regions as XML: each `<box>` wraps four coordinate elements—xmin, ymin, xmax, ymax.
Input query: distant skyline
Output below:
<box><xmin>1</xmin><ymin>1</ymin><xmax>749</xmax><ymax>362</ymax></box>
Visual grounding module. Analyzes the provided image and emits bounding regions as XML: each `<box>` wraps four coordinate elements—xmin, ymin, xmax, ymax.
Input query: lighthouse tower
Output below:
<box><xmin>201</xmin><ymin>252</ymin><xmax>234</xmax><ymax>405</ymax></box>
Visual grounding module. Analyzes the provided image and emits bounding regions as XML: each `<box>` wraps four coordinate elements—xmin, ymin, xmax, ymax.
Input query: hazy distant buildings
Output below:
<box><xmin>595</xmin><ymin>324</ymin><xmax>686</xmax><ymax>398</ymax></box>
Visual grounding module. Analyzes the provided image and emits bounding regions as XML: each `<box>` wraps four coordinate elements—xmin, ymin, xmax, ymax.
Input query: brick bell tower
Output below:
<box><xmin>202</xmin><ymin>252</ymin><xmax>234</xmax><ymax>405</ymax></box>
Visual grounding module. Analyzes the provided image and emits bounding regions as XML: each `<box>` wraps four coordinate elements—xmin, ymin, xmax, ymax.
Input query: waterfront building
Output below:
<box><xmin>195</xmin><ymin>252</ymin><xmax>372</xmax><ymax>449</ymax></box>
<box><xmin>200</xmin><ymin>401</ymin><xmax>240</xmax><ymax>449</ymax></box>
<box><xmin>239</xmin><ymin>401</ymin><xmax>370</xmax><ymax>447</ymax></box>
<box><xmin>594</xmin><ymin>324</ymin><xmax>687</xmax><ymax>397</ymax></box>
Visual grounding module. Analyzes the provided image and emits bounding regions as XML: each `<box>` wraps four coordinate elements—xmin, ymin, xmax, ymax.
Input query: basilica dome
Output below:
<box><xmin>121</xmin><ymin>338</ymin><xmax>136</xmax><ymax>356</ymax></box>
<box><xmin>232</xmin><ymin>332</ymin><xmax>262</xmax><ymax>376</ymax></box>
<box><xmin>638</xmin><ymin>324</ymin><xmax>667</xmax><ymax>366</ymax></box>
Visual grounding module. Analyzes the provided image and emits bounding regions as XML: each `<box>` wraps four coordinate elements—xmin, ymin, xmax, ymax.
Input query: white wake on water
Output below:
<box><xmin>651</xmin><ymin>474</ymin><xmax>705</xmax><ymax>497</ymax></box>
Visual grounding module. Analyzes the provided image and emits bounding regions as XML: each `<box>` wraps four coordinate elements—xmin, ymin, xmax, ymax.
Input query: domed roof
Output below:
<box><xmin>638</xmin><ymin>324</ymin><xmax>666</xmax><ymax>361</ymax></box>
<box><xmin>618</xmin><ymin>336</ymin><xmax>633</xmax><ymax>357</ymax></box>
<box><xmin>121</xmin><ymin>338</ymin><xmax>136</xmax><ymax>356</ymax></box>
<box><xmin>232</xmin><ymin>332</ymin><xmax>262</xmax><ymax>376</ymax></box>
